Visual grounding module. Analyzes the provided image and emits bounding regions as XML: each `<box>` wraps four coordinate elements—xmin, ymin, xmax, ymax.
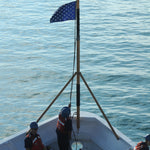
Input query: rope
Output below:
<box><xmin>69</xmin><ymin>20</ymin><xmax>77</xmax><ymax>106</ymax></box>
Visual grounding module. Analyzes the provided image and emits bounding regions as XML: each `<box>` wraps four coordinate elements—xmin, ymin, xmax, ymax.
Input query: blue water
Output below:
<box><xmin>0</xmin><ymin>0</ymin><xmax>150</xmax><ymax>143</ymax></box>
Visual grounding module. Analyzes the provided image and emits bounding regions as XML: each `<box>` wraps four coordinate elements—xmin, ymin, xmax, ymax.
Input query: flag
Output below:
<box><xmin>50</xmin><ymin>1</ymin><xmax>76</xmax><ymax>23</ymax></box>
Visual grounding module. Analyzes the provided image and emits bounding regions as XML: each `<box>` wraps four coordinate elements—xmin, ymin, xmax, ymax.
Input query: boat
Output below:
<box><xmin>0</xmin><ymin>0</ymin><xmax>135</xmax><ymax>150</ymax></box>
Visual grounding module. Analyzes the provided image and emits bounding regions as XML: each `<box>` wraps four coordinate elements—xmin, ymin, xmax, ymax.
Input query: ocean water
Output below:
<box><xmin>0</xmin><ymin>0</ymin><xmax>150</xmax><ymax>143</ymax></box>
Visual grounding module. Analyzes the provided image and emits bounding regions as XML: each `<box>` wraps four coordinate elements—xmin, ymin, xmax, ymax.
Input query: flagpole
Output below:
<box><xmin>76</xmin><ymin>0</ymin><xmax>80</xmax><ymax>130</ymax></box>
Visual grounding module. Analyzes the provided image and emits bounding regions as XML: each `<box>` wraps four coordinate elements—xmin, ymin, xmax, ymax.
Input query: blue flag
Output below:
<box><xmin>50</xmin><ymin>1</ymin><xmax>76</xmax><ymax>23</ymax></box>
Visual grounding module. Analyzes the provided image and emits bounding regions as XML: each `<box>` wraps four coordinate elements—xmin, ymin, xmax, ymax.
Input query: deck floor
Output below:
<box><xmin>49</xmin><ymin>139</ymin><xmax>103</xmax><ymax>150</ymax></box>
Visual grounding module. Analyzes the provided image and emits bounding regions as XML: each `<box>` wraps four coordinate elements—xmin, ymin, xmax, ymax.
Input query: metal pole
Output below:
<box><xmin>76</xmin><ymin>0</ymin><xmax>80</xmax><ymax>129</ymax></box>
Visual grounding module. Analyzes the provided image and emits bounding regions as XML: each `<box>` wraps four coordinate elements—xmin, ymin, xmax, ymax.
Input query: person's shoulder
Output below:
<box><xmin>25</xmin><ymin>134</ymin><xmax>31</xmax><ymax>141</ymax></box>
<box><xmin>25</xmin><ymin>133</ymin><xmax>30</xmax><ymax>139</ymax></box>
<box><xmin>25</xmin><ymin>133</ymin><xmax>34</xmax><ymax>142</ymax></box>
<box><xmin>139</xmin><ymin>141</ymin><xmax>147</xmax><ymax>146</ymax></box>
<box><xmin>135</xmin><ymin>141</ymin><xmax>148</xmax><ymax>149</ymax></box>
<box><xmin>137</xmin><ymin>141</ymin><xmax>144</xmax><ymax>144</ymax></box>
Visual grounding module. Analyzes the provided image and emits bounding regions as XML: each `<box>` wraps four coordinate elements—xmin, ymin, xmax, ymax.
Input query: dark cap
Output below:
<box><xmin>145</xmin><ymin>134</ymin><xmax>150</xmax><ymax>142</ymax></box>
<box><xmin>30</xmin><ymin>122</ymin><xmax>38</xmax><ymax>129</ymax></box>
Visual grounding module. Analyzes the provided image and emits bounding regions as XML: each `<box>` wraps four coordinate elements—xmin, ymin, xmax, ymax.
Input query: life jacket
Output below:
<box><xmin>57</xmin><ymin>114</ymin><xmax>66</xmax><ymax>133</ymax></box>
<box><xmin>26</xmin><ymin>133</ymin><xmax>44</xmax><ymax>150</ymax></box>
<box><xmin>134</xmin><ymin>141</ymin><xmax>148</xmax><ymax>150</ymax></box>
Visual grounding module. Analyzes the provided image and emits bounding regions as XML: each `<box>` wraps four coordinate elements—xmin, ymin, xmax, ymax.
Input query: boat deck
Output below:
<box><xmin>0</xmin><ymin>112</ymin><xmax>134</xmax><ymax>150</ymax></box>
<box><xmin>50</xmin><ymin>139</ymin><xmax>103</xmax><ymax>150</ymax></box>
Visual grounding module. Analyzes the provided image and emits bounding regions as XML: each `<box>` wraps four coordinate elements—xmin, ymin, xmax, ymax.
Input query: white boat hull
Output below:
<box><xmin>0</xmin><ymin>111</ymin><xmax>135</xmax><ymax>150</ymax></box>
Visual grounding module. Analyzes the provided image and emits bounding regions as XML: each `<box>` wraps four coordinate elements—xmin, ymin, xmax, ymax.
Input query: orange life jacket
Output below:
<box><xmin>134</xmin><ymin>141</ymin><xmax>148</xmax><ymax>150</ymax></box>
<box><xmin>57</xmin><ymin>114</ymin><xmax>66</xmax><ymax>133</ymax></box>
<box><xmin>26</xmin><ymin>133</ymin><xmax>44</xmax><ymax>150</ymax></box>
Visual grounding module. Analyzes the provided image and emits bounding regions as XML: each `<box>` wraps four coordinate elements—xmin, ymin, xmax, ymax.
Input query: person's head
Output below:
<box><xmin>30</xmin><ymin>122</ymin><xmax>38</xmax><ymax>134</ymax></box>
<box><xmin>145</xmin><ymin>134</ymin><xmax>150</xmax><ymax>146</ymax></box>
<box><xmin>61</xmin><ymin>106</ymin><xmax>70</xmax><ymax>119</ymax></box>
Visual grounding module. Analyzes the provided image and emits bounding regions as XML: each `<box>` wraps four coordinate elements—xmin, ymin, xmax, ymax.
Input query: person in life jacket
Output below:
<box><xmin>56</xmin><ymin>104</ymin><xmax>72</xmax><ymax>150</ymax></box>
<box><xmin>24</xmin><ymin>122</ymin><xmax>49</xmax><ymax>150</ymax></box>
<box><xmin>134</xmin><ymin>134</ymin><xmax>150</xmax><ymax>150</ymax></box>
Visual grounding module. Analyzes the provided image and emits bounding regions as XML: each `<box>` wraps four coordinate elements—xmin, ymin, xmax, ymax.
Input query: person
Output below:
<box><xmin>24</xmin><ymin>122</ymin><xmax>48</xmax><ymax>150</ymax></box>
<box><xmin>56</xmin><ymin>104</ymin><xmax>72</xmax><ymax>150</ymax></box>
<box><xmin>134</xmin><ymin>134</ymin><xmax>150</xmax><ymax>150</ymax></box>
